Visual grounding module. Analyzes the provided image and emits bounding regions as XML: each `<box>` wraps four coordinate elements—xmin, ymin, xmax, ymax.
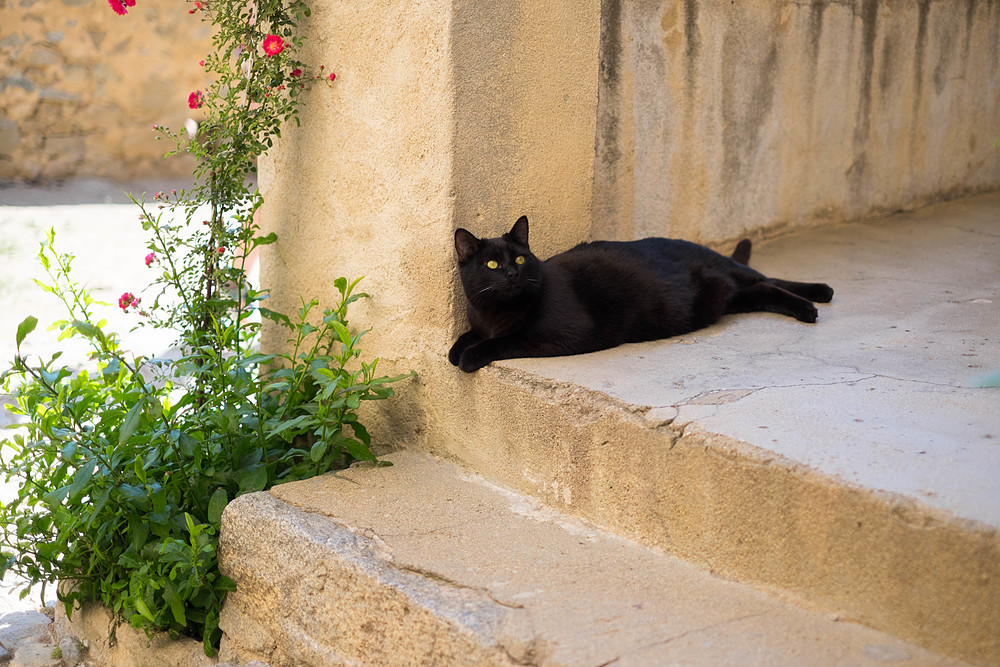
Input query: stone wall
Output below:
<box><xmin>0</xmin><ymin>0</ymin><xmax>213</xmax><ymax>183</ymax></box>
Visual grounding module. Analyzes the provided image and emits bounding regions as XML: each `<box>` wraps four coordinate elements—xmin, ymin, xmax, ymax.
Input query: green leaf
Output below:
<box><xmin>330</xmin><ymin>321</ymin><xmax>352</xmax><ymax>348</ymax></box>
<box><xmin>120</xmin><ymin>484</ymin><xmax>149</xmax><ymax>509</ymax></box>
<box><xmin>344</xmin><ymin>438</ymin><xmax>376</xmax><ymax>463</ymax></box>
<box><xmin>235</xmin><ymin>465</ymin><xmax>267</xmax><ymax>495</ymax></box>
<box><xmin>170</xmin><ymin>594</ymin><xmax>187</xmax><ymax>626</ymax></box>
<box><xmin>207</xmin><ymin>489</ymin><xmax>228</xmax><ymax>525</ymax></box>
<box><xmin>15</xmin><ymin>316</ymin><xmax>38</xmax><ymax>348</ymax></box>
<box><xmin>40</xmin><ymin>368</ymin><xmax>65</xmax><ymax>385</ymax></box>
<box><xmin>129</xmin><ymin>516</ymin><xmax>150</xmax><ymax>550</ymax></box>
<box><xmin>120</xmin><ymin>398</ymin><xmax>145</xmax><ymax>445</ymax></box>
<box><xmin>42</xmin><ymin>485</ymin><xmax>71</xmax><ymax>508</ymax></box>
<box><xmin>71</xmin><ymin>320</ymin><xmax>101</xmax><ymax>340</ymax></box>
<box><xmin>133</xmin><ymin>597</ymin><xmax>156</xmax><ymax>623</ymax></box>
<box><xmin>61</xmin><ymin>441</ymin><xmax>78</xmax><ymax>460</ymax></box>
<box><xmin>151</xmin><ymin>486</ymin><xmax>167</xmax><ymax>514</ymax></box>
<box><xmin>67</xmin><ymin>464</ymin><xmax>93</xmax><ymax>503</ymax></box>
<box><xmin>308</xmin><ymin>439</ymin><xmax>328</xmax><ymax>463</ymax></box>
<box><xmin>177</xmin><ymin>431</ymin><xmax>197</xmax><ymax>457</ymax></box>
<box><xmin>216</xmin><ymin>575</ymin><xmax>237</xmax><ymax>592</ymax></box>
<box><xmin>86</xmin><ymin>486</ymin><xmax>112</xmax><ymax>529</ymax></box>
<box><xmin>350</xmin><ymin>421</ymin><xmax>371</xmax><ymax>447</ymax></box>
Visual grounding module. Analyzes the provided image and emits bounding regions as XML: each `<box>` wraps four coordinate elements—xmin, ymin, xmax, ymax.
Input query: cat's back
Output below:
<box><xmin>543</xmin><ymin>238</ymin><xmax>693</xmax><ymax>308</ymax></box>
<box><xmin>555</xmin><ymin>237</ymin><xmax>727</xmax><ymax>278</ymax></box>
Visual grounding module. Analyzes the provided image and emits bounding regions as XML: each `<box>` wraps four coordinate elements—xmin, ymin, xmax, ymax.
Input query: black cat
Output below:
<box><xmin>449</xmin><ymin>216</ymin><xmax>833</xmax><ymax>373</ymax></box>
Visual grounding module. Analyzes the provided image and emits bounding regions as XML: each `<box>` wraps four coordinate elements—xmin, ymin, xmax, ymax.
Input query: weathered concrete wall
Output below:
<box><xmin>259</xmin><ymin>0</ymin><xmax>602</xmax><ymax>362</ymax></box>
<box><xmin>251</xmin><ymin>3</ymin><xmax>1000</xmax><ymax>661</ymax></box>
<box><xmin>594</xmin><ymin>0</ymin><xmax>1000</xmax><ymax>243</ymax></box>
<box><xmin>0</xmin><ymin>0</ymin><xmax>212</xmax><ymax>183</ymax></box>
<box><xmin>259</xmin><ymin>0</ymin><xmax>1000</xmax><ymax>443</ymax></box>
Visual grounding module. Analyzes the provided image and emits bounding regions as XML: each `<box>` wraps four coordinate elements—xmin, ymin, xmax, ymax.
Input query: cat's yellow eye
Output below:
<box><xmin>515</xmin><ymin>255</ymin><xmax>526</xmax><ymax>265</ymax></box>
<box><xmin>486</xmin><ymin>260</ymin><xmax>499</xmax><ymax>269</ymax></box>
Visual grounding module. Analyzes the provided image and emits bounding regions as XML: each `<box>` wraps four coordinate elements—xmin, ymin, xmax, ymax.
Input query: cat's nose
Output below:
<box><xmin>506</xmin><ymin>267</ymin><xmax>517</xmax><ymax>279</ymax></box>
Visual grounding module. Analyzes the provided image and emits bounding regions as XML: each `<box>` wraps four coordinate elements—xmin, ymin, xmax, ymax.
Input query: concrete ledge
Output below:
<box><xmin>217</xmin><ymin>452</ymin><xmax>964</xmax><ymax>666</ymax></box>
<box><xmin>394</xmin><ymin>194</ymin><xmax>1000</xmax><ymax>665</ymax></box>
<box><xmin>217</xmin><ymin>482</ymin><xmax>534</xmax><ymax>666</ymax></box>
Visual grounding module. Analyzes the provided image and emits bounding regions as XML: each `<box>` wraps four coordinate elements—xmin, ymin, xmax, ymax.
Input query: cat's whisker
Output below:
<box><xmin>472</xmin><ymin>284</ymin><xmax>497</xmax><ymax>298</ymax></box>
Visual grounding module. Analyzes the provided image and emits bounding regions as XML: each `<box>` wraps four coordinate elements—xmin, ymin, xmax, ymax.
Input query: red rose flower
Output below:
<box><xmin>262</xmin><ymin>35</ymin><xmax>285</xmax><ymax>57</ymax></box>
<box><xmin>108</xmin><ymin>0</ymin><xmax>128</xmax><ymax>15</ymax></box>
<box><xmin>145</xmin><ymin>252</ymin><xmax>156</xmax><ymax>267</ymax></box>
<box><xmin>118</xmin><ymin>292</ymin><xmax>140</xmax><ymax>312</ymax></box>
<box><xmin>188</xmin><ymin>90</ymin><xmax>205</xmax><ymax>109</ymax></box>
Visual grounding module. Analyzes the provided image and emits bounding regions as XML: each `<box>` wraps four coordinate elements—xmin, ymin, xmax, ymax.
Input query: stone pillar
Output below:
<box><xmin>258</xmin><ymin>0</ymin><xmax>603</xmax><ymax>443</ymax></box>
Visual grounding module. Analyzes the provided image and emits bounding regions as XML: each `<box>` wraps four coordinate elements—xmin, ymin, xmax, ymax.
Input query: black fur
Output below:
<box><xmin>449</xmin><ymin>216</ymin><xmax>833</xmax><ymax>373</ymax></box>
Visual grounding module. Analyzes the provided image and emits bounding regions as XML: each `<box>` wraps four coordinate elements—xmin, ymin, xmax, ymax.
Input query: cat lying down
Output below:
<box><xmin>449</xmin><ymin>216</ymin><xmax>834</xmax><ymax>373</ymax></box>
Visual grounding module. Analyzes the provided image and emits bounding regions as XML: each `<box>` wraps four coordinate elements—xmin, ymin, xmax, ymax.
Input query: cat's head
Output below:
<box><xmin>454</xmin><ymin>216</ymin><xmax>542</xmax><ymax>305</ymax></box>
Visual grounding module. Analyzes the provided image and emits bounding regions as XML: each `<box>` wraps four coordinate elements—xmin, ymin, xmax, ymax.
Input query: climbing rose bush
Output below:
<box><xmin>0</xmin><ymin>0</ymin><xmax>401</xmax><ymax>657</ymax></box>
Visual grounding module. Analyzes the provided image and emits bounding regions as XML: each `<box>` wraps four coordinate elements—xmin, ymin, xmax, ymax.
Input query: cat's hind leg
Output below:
<box><xmin>768</xmin><ymin>278</ymin><xmax>834</xmax><ymax>303</ymax></box>
<box><xmin>727</xmin><ymin>283</ymin><xmax>819</xmax><ymax>323</ymax></box>
<box><xmin>689</xmin><ymin>268</ymin><xmax>735</xmax><ymax>330</ymax></box>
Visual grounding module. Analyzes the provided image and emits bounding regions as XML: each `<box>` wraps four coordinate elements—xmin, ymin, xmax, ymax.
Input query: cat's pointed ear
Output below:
<box><xmin>509</xmin><ymin>216</ymin><xmax>529</xmax><ymax>246</ymax></box>
<box><xmin>454</xmin><ymin>228</ymin><xmax>480</xmax><ymax>263</ymax></box>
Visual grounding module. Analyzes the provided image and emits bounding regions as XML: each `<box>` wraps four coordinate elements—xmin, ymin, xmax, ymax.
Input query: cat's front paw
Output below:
<box><xmin>449</xmin><ymin>331</ymin><xmax>481</xmax><ymax>366</ymax></box>
<box><xmin>458</xmin><ymin>349</ymin><xmax>490</xmax><ymax>373</ymax></box>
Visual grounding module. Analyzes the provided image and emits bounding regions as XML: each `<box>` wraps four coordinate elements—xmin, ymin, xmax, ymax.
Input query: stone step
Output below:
<box><xmin>407</xmin><ymin>194</ymin><xmax>1000</xmax><ymax>665</ymax></box>
<box><xmin>217</xmin><ymin>451</ymin><xmax>966</xmax><ymax>667</ymax></box>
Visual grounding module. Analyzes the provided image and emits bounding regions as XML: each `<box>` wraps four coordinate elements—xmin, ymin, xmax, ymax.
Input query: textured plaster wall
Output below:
<box><xmin>0</xmin><ymin>0</ymin><xmax>213</xmax><ymax>183</ymax></box>
<box><xmin>259</xmin><ymin>0</ymin><xmax>602</xmax><ymax>365</ymax></box>
<box><xmin>594</xmin><ymin>0</ymin><xmax>1000</xmax><ymax>243</ymax></box>
<box><xmin>252</xmin><ymin>2</ymin><xmax>999</xmax><ymax>660</ymax></box>
<box><xmin>260</xmin><ymin>0</ymin><xmax>1000</xmax><ymax>441</ymax></box>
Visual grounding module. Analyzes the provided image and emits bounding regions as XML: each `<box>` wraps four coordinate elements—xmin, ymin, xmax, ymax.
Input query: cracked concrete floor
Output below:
<box><xmin>507</xmin><ymin>192</ymin><xmax>1000</xmax><ymax>529</ymax></box>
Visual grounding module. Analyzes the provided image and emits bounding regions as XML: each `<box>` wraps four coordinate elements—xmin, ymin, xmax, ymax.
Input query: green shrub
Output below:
<box><xmin>0</xmin><ymin>0</ymin><xmax>410</xmax><ymax>656</ymax></box>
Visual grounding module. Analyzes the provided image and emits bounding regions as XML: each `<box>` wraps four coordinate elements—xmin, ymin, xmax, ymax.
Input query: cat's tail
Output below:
<box><xmin>731</xmin><ymin>239</ymin><xmax>752</xmax><ymax>265</ymax></box>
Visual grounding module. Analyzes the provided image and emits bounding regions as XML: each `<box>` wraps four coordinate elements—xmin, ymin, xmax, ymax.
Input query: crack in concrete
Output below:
<box><xmin>590</xmin><ymin>610</ymin><xmax>774</xmax><ymax>666</ymax></box>
<box><xmin>382</xmin><ymin>518</ymin><xmax>486</xmax><ymax>539</ymax></box>
<box><xmin>395</xmin><ymin>563</ymin><xmax>526</xmax><ymax>612</ymax></box>
<box><xmin>672</xmin><ymin>376</ymin><xmax>876</xmax><ymax>413</ymax></box>
<box><xmin>795</xmin><ymin>351</ymin><xmax>973</xmax><ymax>390</ymax></box>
